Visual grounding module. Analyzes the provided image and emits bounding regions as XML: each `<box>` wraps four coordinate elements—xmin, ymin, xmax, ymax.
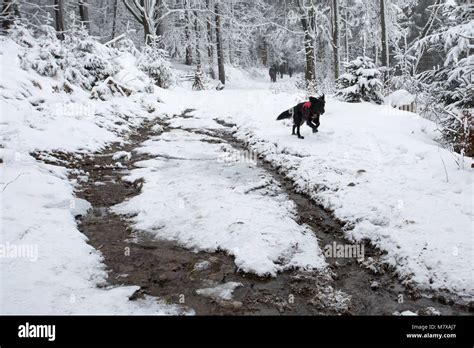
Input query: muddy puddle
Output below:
<box><xmin>33</xmin><ymin>110</ymin><xmax>471</xmax><ymax>315</ymax></box>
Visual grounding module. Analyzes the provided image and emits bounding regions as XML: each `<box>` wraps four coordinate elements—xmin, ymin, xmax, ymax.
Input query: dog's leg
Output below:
<box><xmin>297</xmin><ymin>124</ymin><xmax>304</xmax><ymax>139</ymax></box>
<box><xmin>307</xmin><ymin>120</ymin><xmax>318</xmax><ymax>133</ymax></box>
<box><xmin>291</xmin><ymin>110</ymin><xmax>298</xmax><ymax>135</ymax></box>
<box><xmin>293</xmin><ymin>114</ymin><xmax>304</xmax><ymax>139</ymax></box>
<box><xmin>314</xmin><ymin>114</ymin><xmax>320</xmax><ymax>131</ymax></box>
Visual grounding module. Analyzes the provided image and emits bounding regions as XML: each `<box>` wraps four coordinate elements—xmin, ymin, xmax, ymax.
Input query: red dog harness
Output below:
<box><xmin>302</xmin><ymin>102</ymin><xmax>312</xmax><ymax>121</ymax></box>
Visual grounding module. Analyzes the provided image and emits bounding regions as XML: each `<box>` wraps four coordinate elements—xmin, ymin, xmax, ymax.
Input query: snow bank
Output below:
<box><xmin>385</xmin><ymin>89</ymin><xmax>415</xmax><ymax>107</ymax></box>
<box><xmin>0</xmin><ymin>37</ymin><xmax>188</xmax><ymax>314</ymax></box>
<box><xmin>0</xmin><ymin>149</ymin><xmax>189</xmax><ymax>315</ymax></box>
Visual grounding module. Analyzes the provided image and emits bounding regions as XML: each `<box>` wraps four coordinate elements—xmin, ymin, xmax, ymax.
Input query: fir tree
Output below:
<box><xmin>415</xmin><ymin>2</ymin><xmax>473</xmax><ymax>156</ymax></box>
<box><xmin>192</xmin><ymin>67</ymin><xmax>206</xmax><ymax>91</ymax></box>
<box><xmin>137</xmin><ymin>36</ymin><xmax>173</xmax><ymax>89</ymax></box>
<box><xmin>335</xmin><ymin>56</ymin><xmax>384</xmax><ymax>104</ymax></box>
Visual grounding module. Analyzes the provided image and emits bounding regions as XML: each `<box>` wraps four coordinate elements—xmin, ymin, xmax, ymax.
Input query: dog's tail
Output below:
<box><xmin>277</xmin><ymin>110</ymin><xmax>292</xmax><ymax>121</ymax></box>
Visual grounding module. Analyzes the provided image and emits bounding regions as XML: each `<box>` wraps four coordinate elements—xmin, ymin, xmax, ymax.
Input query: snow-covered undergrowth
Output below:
<box><xmin>158</xmin><ymin>72</ymin><xmax>473</xmax><ymax>301</ymax></box>
<box><xmin>0</xmin><ymin>36</ymin><xmax>189</xmax><ymax>314</ymax></box>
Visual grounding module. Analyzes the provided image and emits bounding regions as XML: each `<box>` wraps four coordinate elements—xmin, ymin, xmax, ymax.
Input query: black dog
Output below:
<box><xmin>276</xmin><ymin>96</ymin><xmax>325</xmax><ymax>139</ymax></box>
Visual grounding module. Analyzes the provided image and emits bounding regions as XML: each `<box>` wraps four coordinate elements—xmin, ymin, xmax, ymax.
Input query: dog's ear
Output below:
<box><xmin>320</xmin><ymin>94</ymin><xmax>325</xmax><ymax>101</ymax></box>
<box><xmin>309</xmin><ymin>96</ymin><xmax>317</xmax><ymax>103</ymax></box>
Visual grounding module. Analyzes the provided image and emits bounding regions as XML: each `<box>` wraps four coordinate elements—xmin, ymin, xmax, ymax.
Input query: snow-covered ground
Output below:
<box><xmin>1</xmin><ymin>33</ymin><xmax>472</xmax><ymax>315</ymax></box>
<box><xmin>156</xmin><ymin>69</ymin><xmax>473</xmax><ymax>301</ymax></box>
<box><xmin>112</xmin><ymin>124</ymin><xmax>326</xmax><ymax>276</ymax></box>
<box><xmin>0</xmin><ymin>38</ymin><xmax>190</xmax><ymax>314</ymax></box>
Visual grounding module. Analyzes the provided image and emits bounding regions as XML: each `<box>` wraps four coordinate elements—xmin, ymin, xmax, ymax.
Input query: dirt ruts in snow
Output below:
<box><xmin>68</xmin><ymin>113</ymin><xmax>351</xmax><ymax>315</ymax></box>
<box><xmin>33</xmin><ymin>110</ymin><xmax>470</xmax><ymax>315</ymax></box>
<box><xmin>214</xmin><ymin>118</ymin><xmax>470</xmax><ymax>316</ymax></box>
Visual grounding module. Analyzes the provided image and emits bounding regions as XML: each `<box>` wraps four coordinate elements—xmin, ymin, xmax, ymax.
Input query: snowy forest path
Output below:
<box><xmin>36</xmin><ymin>109</ymin><xmax>470</xmax><ymax>315</ymax></box>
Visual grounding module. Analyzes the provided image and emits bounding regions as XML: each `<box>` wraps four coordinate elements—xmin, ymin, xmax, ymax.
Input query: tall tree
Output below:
<box><xmin>205</xmin><ymin>0</ymin><xmax>215</xmax><ymax>78</ymax></box>
<box><xmin>78</xmin><ymin>0</ymin><xmax>91</xmax><ymax>33</ymax></box>
<box><xmin>122</xmin><ymin>0</ymin><xmax>157</xmax><ymax>44</ymax></box>
<box><xmin>194</xmin><ymin>9</ymin><xmax>201</xmax><ymax>68</ymax></box>
<box><xmin>184</xmin><ymin>0</ymin><xmax>193</xmax><ymax>65</ymax></box>
<box><xmin>380</xmin><ymin>0</ymin><xmax>389</xmax><ymax>67</ymax></box>
<box><xmin>299</xmin><ymin>2</ymin><xmax>316</xmax><ymax>83</ymax></box>
<box><xmin>332</xmin><ymin>0</ymin><xmax>340</xmax><ymax>79</ymax></box>
<box><xmin>111</xmin><ymin>0</ymin><xmax>119</xmax><ymax>39</ymax></box>
<box><xmin>54</xmin><ymin>0</ymin><xmax>66</xmax><ymax>40</ymax></box>
<box><xmin>342</xmin><ymin>4</ymin><xmax>350</xmax><ymax>62</ymax></box>
<box><xmin>154</xmin><ymin>0</ymin><xmax>164</xmax><ymax>37</ymax></box>
<box><xmin>215</xmin><ymin>1</ymin><xmax>225</xmax><ymax>85</ymax></box>
<box><xmin>261</xmin><ymin>39</ymin><xmax>267</xmax><ymax>67</ymax></box>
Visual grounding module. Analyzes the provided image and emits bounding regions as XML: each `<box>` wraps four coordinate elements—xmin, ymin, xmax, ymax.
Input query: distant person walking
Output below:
<box><xmin>269</xmin><ymin>66</ymin><xmax>277</xmax><ymax>83</ymax></box>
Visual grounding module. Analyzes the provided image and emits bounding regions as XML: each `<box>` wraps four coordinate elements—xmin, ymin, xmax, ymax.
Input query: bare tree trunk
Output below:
<box><xmin>298</xmin><ymin>0</ymin><xmax>316</xmax><ymax>83</ymax></box>
<box><xmin>194</xmin><ymin>10</ymin><xmax>201</xmax><ymax>68</ymax></box>
<box><xmin>184</xmin><ymin>0</ymin><xmax>193</xmax><ymax>65</ymax></box>
<box><xmin>262</xmin><ymin>38</ymin><xmax>268</xmax><ymax>66</ymax></box>
<box><xmin>343</xmin><ymin>7</ymin><xmax>349</xmax><ymax>62</ymax></box>
<box><xmin>54</xmin><ymin>0</ymin><xmax>65</xmax><ymax>40</ymax></box>
<box><xmin>111</xmin><ymin>0</ymin><xmax>119</xmax><ymax>39</ymax></box>
<box><xmin>122</xmin><ymin>0</ymin><xmax>155</xmax><ymax>44</ymax></box>
<box><xmin>332</xmin><ymin>0</ymin><xmax>340</xmax><ymax>79</ymax></box>
<box><xmin>215</xmin><ymin>1</ymin><xmax>225</xmax><ymax>85</ymax></box>
<box><xmin>205</xmin><ymin>0</ymin><xmax>215</xmax><ymax>79</ymax></box>
<box><xmin>103</xmin><ymin>0</ymin><xmax>109</xmax><ymax>31</ymax></box>
<box><xmin>227</xmin><ymin>0</ymin><xmax>233</xmax><ymax>65</ymax></box>
<box><xmin>144</xmin><ymin>21</ymin><xmax>153</xmax><ymax>44</ymax></box>
<box><xmin>78</xmin><ymin>0</ymin><xmax>90</xmax><ymax>34</ymax></box>
<box><xmin>380</xmin><ymin>0</ymin><xmax>389</xmax><ymax>67</ymax></box>
<box><xmin>154</xmin><ymin>0</ymin><xmax>164</xmax><ymax>37</ymax></box>
<box><xmin>228</xmin><ymin>40</ymin><xmax>233</xmax><ymax>65</ymax></box>
<box><xmin>375</xmin><ymin>44</ymin><xmax>379</xmax><ymax>65</ymax></box>
<box><xmin>301</xmin><ymin>15</ymin><xmax>315</xmax><ymax>82</ymax></box>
